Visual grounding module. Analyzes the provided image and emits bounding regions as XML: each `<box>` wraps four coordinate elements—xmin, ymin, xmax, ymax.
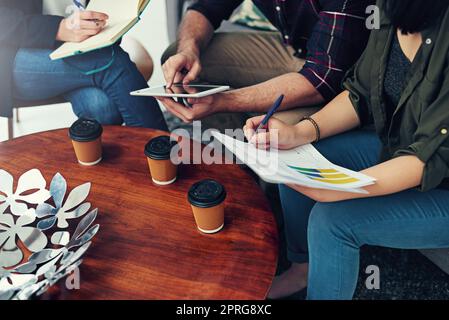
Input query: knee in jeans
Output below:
<box><xmin>308</xmin><ymin>203</ymin><xmax>351</xmax><ymax>241</ymax></box>
<box><xmin>110</xmin><ymin>47</ymin><xmax>134</xmax><ymax>70</ymax></box>
<box><xmin>73</xmin><ymin>91</ymin><xmax>122</xmax><ymax>125</ymax></box>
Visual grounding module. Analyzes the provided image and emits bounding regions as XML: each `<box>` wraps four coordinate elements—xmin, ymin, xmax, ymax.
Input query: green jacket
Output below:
<box><xmin>343</xmin><ymin>0</ymin><xmax>449</xmax><ymax>192</ymax></box>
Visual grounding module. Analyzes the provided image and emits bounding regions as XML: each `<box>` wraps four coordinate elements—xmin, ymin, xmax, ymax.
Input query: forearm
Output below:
<box><xmin>310</xmin><ymin>91</ymin><xmax>361</xmax><ymax>139</ymax></box>
<box><xmin>285</xmin><ymin>90</ymin><xmax>362</xmax><ymax>146</ymax></box>
<box><xmin>177</xmin><ymin>10</ymin><xmax>214</xmax><ymax>55</ymax></box>
<box><xmin>361</xmin><ymin>156</ymin><xmax>425</xmax><ymax>197</ymax></box>
<box><xmin>292</xmin><ymin>156</ymin><xmax>425</xmax><ymax>203</ymax></box>
<box><xmin>216</xmin><ymin>73</ymin><xmax>324</xmax><ymax>113</ymax></box>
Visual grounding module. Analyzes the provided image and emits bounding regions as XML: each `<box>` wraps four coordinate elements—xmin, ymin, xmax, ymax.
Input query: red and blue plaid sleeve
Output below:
<box><xmin>188</xmin><ymin>0</ymin><xmax>243</xmax><ymax>30</ymax></box>
<box><xmin>299</xmin><ymin>0</ymin><xmax>372</xmax><ymax>101</ymax></box>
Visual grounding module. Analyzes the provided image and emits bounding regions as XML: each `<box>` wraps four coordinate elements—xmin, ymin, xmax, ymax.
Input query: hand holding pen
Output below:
<box><xmin>243</xmin><ymin>94</ymin><xmax>309</xmax><ymax>150</ymax></box>
<box><xmin>55</xmin><ymin>1</ymin><xmax>109</xmax><ymax>43</ymax></box>
<box><xmin>255</xmin><ymin>94</ymin><xmax>284</xmax><ymax>132</ymax></box>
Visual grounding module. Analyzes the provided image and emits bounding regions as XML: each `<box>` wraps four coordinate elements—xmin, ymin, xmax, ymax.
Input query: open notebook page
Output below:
<box><xmin>87</xmin><ymin>0</ymin><xmax>141</xmax><ymax>20</ymax></box>
<box><xmin>50</xmin><ymin>0</ymin><xmax>144</xmax><ymax>59</ymax></box>
<box><xmin>51</xmin><ymin>19</ymin><xmax>134</xmax><ymax>58</ymax></box>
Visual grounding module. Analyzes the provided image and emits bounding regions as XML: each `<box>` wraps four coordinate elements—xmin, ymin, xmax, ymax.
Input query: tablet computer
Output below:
<box><xmin>130</xmin><ymin>84</ymin><xmax>230</xmax><ymax>98</ymax></box>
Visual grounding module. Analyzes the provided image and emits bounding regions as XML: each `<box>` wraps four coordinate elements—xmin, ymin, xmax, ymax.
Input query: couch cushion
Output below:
<box><xmin>230</xmin><ymin>0</ymin><xmax>276</xmax><ymax>31</ymax></box>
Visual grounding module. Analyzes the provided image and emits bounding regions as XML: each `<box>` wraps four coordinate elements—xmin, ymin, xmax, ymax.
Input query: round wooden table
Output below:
<box><xmin>0</xmin><ymin>127</ymin><xmax>278</xmax><ymax>300</ymax></box>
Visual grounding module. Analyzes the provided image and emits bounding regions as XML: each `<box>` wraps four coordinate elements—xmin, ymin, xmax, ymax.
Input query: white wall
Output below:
<box><xmin>126</xmin><ymin>0</ymin><xmax>169</xmax><ymax>86</ymax></box>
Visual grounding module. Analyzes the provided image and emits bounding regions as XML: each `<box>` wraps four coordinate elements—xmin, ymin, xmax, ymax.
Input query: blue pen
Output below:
<box><xmin>73</xmin><ymin>0</ymin><xmax>86</xmax><ymax>10</ymax></box>
<box><xmin>256</xmin><ymin>94</ymin><xmax>285</xmax><ymax>132</ymax></box>
<box><xmin>73</xmin><ymin>0</ymin><xmax>102</xmax><ymax>23</ymax></box>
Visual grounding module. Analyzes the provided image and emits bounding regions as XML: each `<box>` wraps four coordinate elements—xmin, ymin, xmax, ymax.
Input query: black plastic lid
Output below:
<box><xmin>144</xmin><ymin>136</ymin><xmax>177</xmax><ymax>160</ymax></box>
<box><xmin>69</xmin><ymin>118</ymin><xmax>103</xmax><ymax>142</ymax></box>
<box><xmin>188</xmin><ymin>179</ymin><xmax>226</xmax><ymax>208</ymax></box>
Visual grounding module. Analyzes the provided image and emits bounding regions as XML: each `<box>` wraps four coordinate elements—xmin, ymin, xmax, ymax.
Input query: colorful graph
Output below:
<box><xmin>288</xmin><ymin>166</ymin><xmax>360</xmax><ymax>185</ymax></box>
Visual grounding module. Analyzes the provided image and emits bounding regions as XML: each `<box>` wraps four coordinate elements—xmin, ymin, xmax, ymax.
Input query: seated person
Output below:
<box><xmin>244</xmin><ymin>0</ymin><xmax>449</xmax><ymax>300</ymax></box>
<box><xmin>159</xmin><ymin>0</ymin><xmax>374</xmax><ymax>131</ymax></box>
<box><xmin>0</xmin><ymin>0</ymin><xmax>167</xmax><ymax>131</ymax></box>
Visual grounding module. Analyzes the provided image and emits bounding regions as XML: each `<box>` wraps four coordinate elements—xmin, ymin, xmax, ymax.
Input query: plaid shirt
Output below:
<box><xmin>189</xmin><ymin>0</ymin><xmax>374</xmax><ymax>101</ymax></box>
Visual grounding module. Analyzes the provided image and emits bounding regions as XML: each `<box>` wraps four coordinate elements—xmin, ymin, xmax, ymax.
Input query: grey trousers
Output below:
<box><xmin>162</xmin><ymin>31</ymin><xmax>321</xmax><ymax>132</ymax></box>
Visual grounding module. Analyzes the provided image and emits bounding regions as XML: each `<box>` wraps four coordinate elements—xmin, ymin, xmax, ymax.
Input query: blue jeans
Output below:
<box><xmin>279</xmin><ymin>130</ymin><xmax>449</xmax><ymax>300</ymax></box>
<box><xmin>13</xmin><ymin>46</ymin><xmax>168</xmax><ymax>131</ymax></box>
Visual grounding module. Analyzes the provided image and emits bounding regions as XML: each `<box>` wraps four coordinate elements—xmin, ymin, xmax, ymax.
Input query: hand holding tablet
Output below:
<box><xmin>131</xmin><ymin>84</ymin><xmax>230</xmax><ymax>99</ymax></box>
<box><xmin>131</xmin><ymin>83</ymin><xmax>230</xmax><ymax>122</ymax></box>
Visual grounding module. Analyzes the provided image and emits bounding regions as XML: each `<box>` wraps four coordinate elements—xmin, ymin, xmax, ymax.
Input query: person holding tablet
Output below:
<box><xmin>0</xmin><ymin>0</ymin><xmax>168</xmax><ymax>131</ymax></box>
<box><xmin>244</xmin><ymin>0</ymin><xmax>449</xmax><ymax>300</ymax></box>
<box><xmin>160</xmin><ymin>0</ymin><xmax>373</xmax><ymax>132</ymax></box>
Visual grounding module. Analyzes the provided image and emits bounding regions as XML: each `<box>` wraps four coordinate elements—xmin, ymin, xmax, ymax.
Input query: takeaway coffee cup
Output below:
<box><xmin>69</xmin><ymin>118</ymin><xmax>103</xmax><ymax>166</ymax></box>
<box><xmin>144</xmin><ymin>135</ymin><xmax>178</xmax><ymax>185</ymax></box>
<box><xmin>188</xmin><ymin>179</ymin><xmax>226</xmax><ymax>234</ymax></box>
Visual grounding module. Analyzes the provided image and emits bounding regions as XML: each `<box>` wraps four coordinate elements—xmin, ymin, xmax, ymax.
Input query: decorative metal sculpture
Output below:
<box><xmin>0</xmin><ymin>169</ymin><xmax>99</xmax><ymax>300</ymax></box>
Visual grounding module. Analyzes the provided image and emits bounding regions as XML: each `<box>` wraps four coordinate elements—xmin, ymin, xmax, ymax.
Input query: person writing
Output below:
<box><xmin>244</xmin><ymin>0</ymin><xmax>449</xmax><ymax>300</ymax></box>
<box><xmin>0</xmin><ymin>0</ymin><xmax>167</xmax><ymax>130</ymax></box>
<box><xmin>159</xmin><ymin>0</ymin><xmax>373</xmax><ymax>132</ymax></box>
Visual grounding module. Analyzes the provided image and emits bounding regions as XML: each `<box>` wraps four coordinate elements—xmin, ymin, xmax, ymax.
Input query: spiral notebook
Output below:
<box><xmin>50</xmin><ymin>0</ymin><xmax>151</xmax><ymax>60</ymax></box>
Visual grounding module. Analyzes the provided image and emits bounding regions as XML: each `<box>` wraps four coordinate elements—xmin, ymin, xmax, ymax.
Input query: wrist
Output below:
<box><xmin>214</xmin><ymin>90</ymin><xmax>246</xmax><ymax>113</ymax></box>
<box><xmin>213</xmin><ymin>92</ymin><xmax>231</xmax><ymax>113</ymax></box>
<box><xmin>178</xmin><ymin>40</ymin><xmax>200</xmax><ymax>57</ymax></box>
<box><xmin>294</xmin><ymin>120</ymin><xmax>318</xmax><ymax>145</ymax></box>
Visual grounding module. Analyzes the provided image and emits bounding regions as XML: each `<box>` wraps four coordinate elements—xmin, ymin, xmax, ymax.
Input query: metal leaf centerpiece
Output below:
<box><xmin>0</xmin><ymin>169</ymin><xmax>100</xmax><ymax>300</ymax></box>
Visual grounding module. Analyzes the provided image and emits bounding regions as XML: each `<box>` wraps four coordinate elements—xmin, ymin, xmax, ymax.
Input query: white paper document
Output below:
<box><xmin>212</xmin><ymin>132</ymin><xmax>376</xmax><ymax>194</ymax></box>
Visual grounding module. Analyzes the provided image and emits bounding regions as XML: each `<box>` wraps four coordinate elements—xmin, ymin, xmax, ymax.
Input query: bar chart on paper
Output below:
<box><xmin>287</xmin><ymin>167</ymin><xmax>361</xmax><ymax>185</ymax></box>
<box><xmin>212</xmin><ymin>132</ymin><xmax>376</xmax><ymax>193</ymax></box>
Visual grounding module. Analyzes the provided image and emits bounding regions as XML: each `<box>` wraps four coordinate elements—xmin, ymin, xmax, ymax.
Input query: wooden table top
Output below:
<box><xmin>0</xmin><ymin>126</ymin><xmax>278</xmax><ymax>300</ymax></box>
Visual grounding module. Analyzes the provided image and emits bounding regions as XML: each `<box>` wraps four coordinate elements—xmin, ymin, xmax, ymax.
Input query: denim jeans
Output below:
<box><xmin>13</xmin><ymin>45</ymin><xmax>168</xmax><ymax>131</ymax></box>
<box><xmin>279</xmin><ymin>129</ymin><xmax>449</xmax><ymax>300</ymax></box>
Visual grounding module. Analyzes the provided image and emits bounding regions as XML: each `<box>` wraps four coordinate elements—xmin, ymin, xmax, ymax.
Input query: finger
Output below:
<box><xmin>79</xmin><ymin>19</ymin><xmax>106</xmax><ymax>30</ymax></box>
<box><xmin>250</xmin><ymin>115</ymin><xmax>267</xmax><ymax>128</ymax></box>
<box><xmin>244</xmin><ymin>119</ymin><xmax>258</xmax><ymax>142</ymax></box>
<box><xmin>166</xmin><ymin>105</ymin><xmax>189</xmax><ymax>123</ymax></box>
<box><xmin>79</xmin><ymin>28</ymin><xmax>100</xmax><ymax>37</ymax></box>
<box><xmin>183</xmin><ymin>84</ymin><xmax>199</xmax><ymax>95</ymax></box>
<box><xmin>243</xmin><ymin>126</ymin><xmax>256</xmax><ymax>142</ymax></box>
<box><xmin>252</xmin><ymin>136</ymin><xmax>271</xmax><ymax>150</ymax></box>
<box><xmin>160</xmin><ymin>97</ymin><xmax>194</xmax><ymax>123</ymax></box>
<box><xmin>164</xmin><ymin>56</ymin><xmax>186</xmax><ymax>88</ymax></box>
<box><xmin>170</xmin><ymin>84</ymin><xmax>183</xmax><ymax>94</ymax></box>
<box><xmin>255</xmin><ymin>142</ymin><xmax>271</xmax><ymax>150</ymax></box>
<box><xmin>183</xmin><ymin>62</ymin><xmax>201</xmax><ymax>84</ymax></box>
<box><xmin>80</xmin><ymin>11</ymin><xmax>109</xmax><ymax>21</ymax></box>
<box><xmin>173</xmin><ymin>72</ymin><xmax>184</xmax><ymax>85</ymax></box>
<box><xmin>250</xmin><ymin>131</ymin><xmax>270</xmax><ymax>145</ymax></box>
<box><xmin>159</xmin><ymin>98</ymin><xmax>189</xmax><ymax>122</ymax></box>
<box><xmin>162</xmin><ymin>64</ymin><xmax>170</xmax><ymax>86</ymax></box>
<box><xmin>245</xmin><ymin>116</ymin><xmax>266</xmax><ymax>132</ymax></box>
<box><xmin>186</xmin><ymin>94</ymin><xmax>212</xmax><ymax>106</ymax></box>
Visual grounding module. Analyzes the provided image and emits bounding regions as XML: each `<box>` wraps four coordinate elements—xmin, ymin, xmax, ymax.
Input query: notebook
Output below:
<box><xmin>50</xmin><ymin>0</ymin><xmax>151</xmax><ymax>60</ymax></box>
<box><xmin>212</xmin><ymin>132</ymin><xmax>376</xmax><ymax>194</ymax></box>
